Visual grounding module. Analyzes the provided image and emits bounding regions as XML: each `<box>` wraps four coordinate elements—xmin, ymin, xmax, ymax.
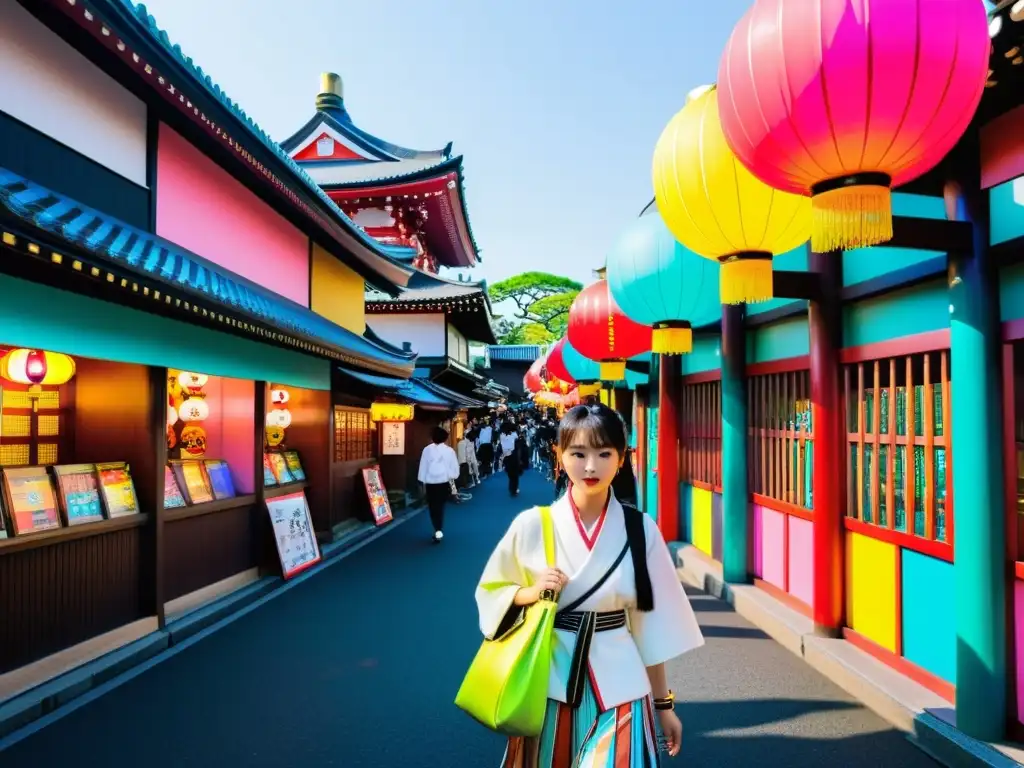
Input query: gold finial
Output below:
<box><xmin>686</xmin><ymin>84</ymin><xmax>714</xmax><ymax>104</ymax></box>
<box><xmin>320</xmin><ymin>72</ymin><xmax>343</xmax><ymax>99</ymax></box>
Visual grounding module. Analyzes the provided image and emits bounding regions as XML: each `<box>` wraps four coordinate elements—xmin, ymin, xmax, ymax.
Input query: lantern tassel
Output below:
<box><xmin>652</xmin><ymin>325</ymin><xmax>693</xmax><ymax>355</ymax></box>
<box><xmin>599</xmin><ymin>361</ymin><xmax>626</xmax><ymax>381</ymax></box>
<box><xmin>578</xmin><ymin>382</ymin><xmax>601</xmax><ymax>397</ymax></box>
<box><xmin>811</xmin><ymin>183</ymin><xmax>893</xmax><ymax>252</ymax></box>
<box><xmin>719</xmin><ymin>258</ymin><xmax>774</xmax><ymax>305</ymax></box>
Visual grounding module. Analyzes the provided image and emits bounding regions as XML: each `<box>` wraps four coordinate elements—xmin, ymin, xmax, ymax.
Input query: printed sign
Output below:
<box><xmin>361</xmin><ymin>465</ymin><xmax>393</xmax><ymax>526</ymax></box>
<box><xmin>266</xmin><ymin>491</ymin><xmax>321</xmax><ymax>579</ymax></box>
<box><xmin>381</xmin><ymin>421</ymin><xmax>405</xmax><ymax>455</ymax></box>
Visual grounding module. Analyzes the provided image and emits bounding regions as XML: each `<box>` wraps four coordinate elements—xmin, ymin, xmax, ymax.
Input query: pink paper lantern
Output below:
<box><xmin>717</xmin><ymin>0</ymin><xmax>989</xmax><ymax>252</ymax></box>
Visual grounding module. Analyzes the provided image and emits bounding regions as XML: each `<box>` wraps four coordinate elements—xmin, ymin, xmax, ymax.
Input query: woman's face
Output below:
<box><xmin>562</xmin><ymin>440</ymin><xmax>622</xmax><ymax>498</ymax></box>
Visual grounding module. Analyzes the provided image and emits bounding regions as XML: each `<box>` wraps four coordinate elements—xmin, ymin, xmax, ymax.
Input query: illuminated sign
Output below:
<box><xmin>370</xmin><ymin>402</ymin><xmax>415</xmax><ymax>422</ymax></box>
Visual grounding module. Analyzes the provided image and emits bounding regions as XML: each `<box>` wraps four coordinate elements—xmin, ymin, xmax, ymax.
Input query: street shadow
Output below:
<box><xmin>674</xmin><ymin>698</ymin><xmax>939</xmax><ymax>766</ymax></box>
<box><xmin>697</xmin><ymin>625</ymin><xmax>771</xmax><ymax>640</ymax></box>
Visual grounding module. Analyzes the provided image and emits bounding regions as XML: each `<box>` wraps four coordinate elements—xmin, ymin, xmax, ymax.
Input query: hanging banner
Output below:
<box><xmin>381</xmin><ymin>422</ymin><xmax>405</xmax><ymax>455</ymax></box>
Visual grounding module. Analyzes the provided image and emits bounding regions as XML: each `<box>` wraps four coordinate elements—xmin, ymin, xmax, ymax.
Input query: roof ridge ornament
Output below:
<box><xmin>315</xmin><ymin>71</ymin><xmax>346</xmax><ymax>115</ymax></box>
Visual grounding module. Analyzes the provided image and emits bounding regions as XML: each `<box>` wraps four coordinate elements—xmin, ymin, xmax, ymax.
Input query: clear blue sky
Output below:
<box><xmin>139</xmin><ymin>0</ymin><xmax>749</xmax><ymax>289</ymax></box>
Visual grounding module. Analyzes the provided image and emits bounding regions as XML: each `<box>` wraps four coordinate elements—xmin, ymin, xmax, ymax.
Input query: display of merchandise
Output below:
<box><xmin>52</xmin><ymin>464</ymin><xmax>105</xmax><ymax>525</ymax></box>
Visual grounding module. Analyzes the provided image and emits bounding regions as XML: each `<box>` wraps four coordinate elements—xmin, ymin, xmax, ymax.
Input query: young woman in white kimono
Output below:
<box><xmin>475</xmin><ymin>404</ymin><xmax>705</xmax><ymax>767</ymax></box>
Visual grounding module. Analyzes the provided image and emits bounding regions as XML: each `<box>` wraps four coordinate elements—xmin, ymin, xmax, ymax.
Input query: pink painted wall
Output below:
<box><xmin>200</xmin><ymin>376</ymin><xmax>256</xmax><ymax>494</ymax></box>
<box><xmin>750</xmin><ymin>504</ymin><xmax>763</xmax><ymax>578</ymax></box>
<box><xmin>756</xmin><ymin>505</ymin><xmax>787</xmax><ymax>591</ymax></box>
<box><xmin>1016</xmin><ymin>581</ymin><xmax>1024</xmax><ymax>725</ymax></box>
<box><xmin>787</xmin><ymin>516</ymin><xmax>814</xmax><ymax>608</ymax></box>
<box><xmin>155</xmin><ymin>124</ymin><xmax>310</xmax><ymax>306</ymax></box>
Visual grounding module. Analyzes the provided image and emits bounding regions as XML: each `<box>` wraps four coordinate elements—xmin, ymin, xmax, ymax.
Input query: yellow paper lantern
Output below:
<box><xmin>0</xmin><ymin>349</ymin><xmax>76</xmax><ymax>385</ymax></box>
<box><xmin>652</xmin><ymin>86</ymin><xmax>811</xmax><ymax>304</ymax></box>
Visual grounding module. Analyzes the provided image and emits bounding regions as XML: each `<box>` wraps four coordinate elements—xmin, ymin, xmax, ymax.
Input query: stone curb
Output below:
<box><xmin>671</xmin><ymin>543</ymin><xmax>1022</xmax><ymax>768</ymax></box>
<box><xmin>0</xmin><ymin>505</ymin><xmax>425</xmax><ymax>745</ymax></box>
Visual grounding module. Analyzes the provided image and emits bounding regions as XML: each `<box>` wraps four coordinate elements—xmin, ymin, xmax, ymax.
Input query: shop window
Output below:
<box><xmin>843</xmin><ymin>351</ymin><xmax>950</xmax><ymax>541</ymax></box>
<box><xmin>334</xmin><ymin>406</ymin><xmax>373</xmax><ymax>462</ymax></box>
<box><xmin>165</xmin><ymin>369</ymin><xmax>255</xmax><ymax>507</ymax></box>
<box><xmin>680</xmin><ymin>380</ymin><xmax>722</xmax><ymax>488</ymax></box>
<box><xmin>0</xmin><ymin>348</ymin><xmax>150</xmax><ymax>538</ymax></box>
<box><xmin>748</xmin><ymin>370</ymin><xmax>814</xmax><ymax>509</ymax></box>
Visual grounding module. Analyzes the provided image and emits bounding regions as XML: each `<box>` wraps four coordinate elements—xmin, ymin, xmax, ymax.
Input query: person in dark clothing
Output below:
<box><xmin>499</xmin><ymin>420</ymin><xmax>522</xmax><ymax>497</ymax></box>
<box><xmin>417</xmin><ymin>426</ymin><xmax>459</xmax><ymax>543</ymax></box>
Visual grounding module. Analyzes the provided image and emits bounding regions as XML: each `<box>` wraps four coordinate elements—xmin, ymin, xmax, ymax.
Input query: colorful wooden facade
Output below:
<box><xmin>282</xmin><ymin>73</ymin><xmax>481</xmax><ymax>274</ymax></box>
<box><xmin>0</xmin><ymin>0</ymin><xmax>488</xmax><ymax>708</ymax></box>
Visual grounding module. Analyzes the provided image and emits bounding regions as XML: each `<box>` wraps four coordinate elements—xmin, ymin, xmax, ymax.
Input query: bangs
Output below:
<box><xmin>557</xmin><ymin>404</ymin><xmax>626</xmax><ymax>454</ymax></box>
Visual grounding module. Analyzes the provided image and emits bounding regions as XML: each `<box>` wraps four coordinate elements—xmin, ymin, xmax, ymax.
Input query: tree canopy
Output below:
<box><xmin>490</xmin><ymin>272</ymin><xmax>581</xmax><ymax>345</ymax></box>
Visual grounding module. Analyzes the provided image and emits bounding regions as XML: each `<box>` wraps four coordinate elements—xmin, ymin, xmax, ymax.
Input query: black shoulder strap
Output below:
<box><xmin>622</xmin><ymin>504</ymin><xmax>654</xmax><ymax>612</ymax></box>
<box><xmin>558</xmin><ymin>543</ymin><xmax>629</xmax><ymax>614</ymax></box>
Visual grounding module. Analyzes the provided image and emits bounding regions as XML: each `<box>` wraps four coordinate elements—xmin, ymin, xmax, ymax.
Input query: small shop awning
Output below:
<box><xmin>0</xmin><ymin>169</ymin><xmax>416</xmax><ymax>377</ymax></box>
<box><xmin>337</xmin><ymin>365</ymin><xmax>457</xmax><ymax>411</ymax></box>
<box><xmin>415</xmin><ymin>378</ymin><xmax>486</xmax><ymax>409</ymax></box>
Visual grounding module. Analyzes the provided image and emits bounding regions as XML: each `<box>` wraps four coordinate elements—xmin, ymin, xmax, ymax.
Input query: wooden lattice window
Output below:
<box><xmin>334</xmin><ymin>406</ymin><xmax>373</xmax><ymax>462</ymax></box>
<box><xmin>844</xmin><ymin>351</ymin><xmax>950</xmax><ymax>541</ymax></box>
<box><xmin>749</xmin><ymin>371</ymin><xmax>814</xmax><ymax>509</ymax></box>
<box><xmin>0</xmin><ymin>385</ymin><xmax>66</xmax><ymax>466</ymax></box>
<box><xmin>680</xmin><ymin>380</ymin><xmax>722</xmax><ymax>488</ymax></box>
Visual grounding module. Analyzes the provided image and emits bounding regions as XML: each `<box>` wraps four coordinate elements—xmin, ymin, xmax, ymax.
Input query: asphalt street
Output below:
<box><xmin>0</xmin><ymin>468</ymin><xmax>937</xmax><ymax>766</ymax></box>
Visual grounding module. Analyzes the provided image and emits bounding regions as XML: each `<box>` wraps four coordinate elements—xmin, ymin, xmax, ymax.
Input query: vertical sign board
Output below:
<box><xmin>381</xmin><ymin>422</ymin><xmax>405</xmax><ymax>455</ymax></box>
<box><xmin>266</xmin><ymin>491</ymin><xmax>321</xmax><ymax>579</ymax></box>
<box><xmin>362</xmin><ymin>465</ymin><xmax>393</xmax><ymax>526</ymax></box>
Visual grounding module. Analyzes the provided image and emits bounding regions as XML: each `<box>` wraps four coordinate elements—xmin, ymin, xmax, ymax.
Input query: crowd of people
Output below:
<box><xmin>418</xmin><ymin>406</ymin><xmax>639</xmax><ymax>544</ymax></box>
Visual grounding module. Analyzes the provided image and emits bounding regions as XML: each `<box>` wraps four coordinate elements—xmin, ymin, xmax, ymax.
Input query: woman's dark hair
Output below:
<box><xmin>558</xmin><ymin>403</ymin><xmax>627</xmax><ymax>456</ymax></box>
<box><xmin>432</xmin><ymin>426</ymin><xmax>449</xmax><ymax>444</ymax></box>
<box><xmin>500</xmin><ymin>419</ymin><xmax>517</xmax><ymax>435</ymax></box>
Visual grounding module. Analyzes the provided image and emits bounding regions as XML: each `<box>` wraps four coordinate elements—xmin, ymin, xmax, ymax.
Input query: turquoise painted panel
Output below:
<box><xmin>682</xmin><ymin>336</ymin><xmax>721</xmax><ymax>375</ymax></box>
<box><xmin>1000</xmin><ymin>262</ymin><xmax>1024</xmax><ymax>322</ymax></box>
<box><xmin>0</xmin><ymin>274</ymin><xmax>330</xmax><ymax>389</ymax></box>
<box><xmin>991</xmin><ymin>177</ymin><xmax>1024</xmax><ymax>246</ymax></box>
<box><xmin>901</xmin><ymin>549</ymin><xmax>956</xmax><ymax>683</ymax></box>
<box><xmin>749</xmin><ymin>244</ymin><xmax>809</xmax><ymax>317</ymax></box>
<box><xmin>842</xmin><ymin>279</ymin><xmax>948</xmax><ymax>348</ymax></box>
<box><xmin>747</xmin><ymin>315</ymin><xmax>809</xmax><ymax>364</ymax></box>
<box><xmin>843</xmin><ymin>194</ymin><xmax>946</xmax><ymax>286</ymax></box>
<box><xmin>646</xmin><ymin>406</ymin><xmax>659</xmax><ymax>521</ymax></box>
<box><xmin>679</xmin><ymin>481</ymin><xmax>690</xmax><ymax>542</ymax></box>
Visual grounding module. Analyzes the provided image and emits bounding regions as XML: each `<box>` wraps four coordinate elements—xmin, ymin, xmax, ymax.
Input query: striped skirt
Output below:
<box><xmin>501</xmin><ymin>679</ymin><xmax>661</xmax><ymax>768</ymax></box>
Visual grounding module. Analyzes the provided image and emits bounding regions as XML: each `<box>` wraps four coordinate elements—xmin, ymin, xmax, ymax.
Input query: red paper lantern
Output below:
<box><xmin>567</xmin><ymin>281</ymin><xmax>652</xmax><ymax>381</ymax></box>
<box><xmin>523</xmin><ymin>357</ymin><xmax>545</xmax><ymax>394</ymax></box>
<box><xmin>546</xmin><ymin>338</ymin><xmax>575</xmax><ymax>385</ymax></box>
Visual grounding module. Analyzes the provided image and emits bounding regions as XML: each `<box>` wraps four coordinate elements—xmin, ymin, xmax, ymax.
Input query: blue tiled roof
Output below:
<box><xmin>416</xmin><ymin>379</ymin><xmax>485</xmax><ymax>409</ymax></box>
<box><xmin>281</xmin><ymin>110</ymin><xmax>451</xmax><ymax>164</ymax></box>
<box><xmin>488</xmin><ymin>345</ymin><xmax>543</xmax><ymax>362</ymax></box>
<box><xmin>337</xmin><ymin>366</ymin><xmax>455</xmax><ymax>409</ymax></box>
<box><xmin>0</xmin><ymin>168</ymin><xmax>416</xmax><ymax>374</ymax></box>
<box><xmin>95</xmin><ymin>0</ymin><xmax>418</xmax><ymax>285</ymax></box>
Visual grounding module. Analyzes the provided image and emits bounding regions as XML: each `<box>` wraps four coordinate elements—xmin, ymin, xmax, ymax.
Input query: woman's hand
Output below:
<box><xmin>657</xmin><ymin>709</ymin><xmax>683</xmax><ymax>757</ymax></box>
<box><xmin>513</xmin><ymin>567</ymin><xmax>568</xmax><ymax>605</ymax></box>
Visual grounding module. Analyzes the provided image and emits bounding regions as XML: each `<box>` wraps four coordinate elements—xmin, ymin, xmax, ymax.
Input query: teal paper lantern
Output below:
<box><xmin>562</xmin><ymin>339</ymin><xmax>601</xmax><ymax>391</ymax></box>
<box><xmin>606</xmin><ymin>209</ymin><xmax>720</xmax><ymax>355</ymax></box>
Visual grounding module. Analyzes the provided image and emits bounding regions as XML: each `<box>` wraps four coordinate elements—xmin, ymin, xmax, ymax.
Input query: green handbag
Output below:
<box><xmin>455</xmin><ymin>505</ymin><xmax>556</xmax><ymax>737</ymax></box>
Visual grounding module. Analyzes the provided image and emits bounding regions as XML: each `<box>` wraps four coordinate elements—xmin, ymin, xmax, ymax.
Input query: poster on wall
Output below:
<box><xmin>381</xmin><ymin>422</ymin><xmax>405</xmax><ymax>455</ymax></box>
<box><xmin>361</xmin><ymin>465</ymin><xmax>393</xmax><ymax>526</ymax></box>
<box><xmin>265</xmin><ymin>491</ymin><xmax>321</xmax><ymax>579</ymax></box>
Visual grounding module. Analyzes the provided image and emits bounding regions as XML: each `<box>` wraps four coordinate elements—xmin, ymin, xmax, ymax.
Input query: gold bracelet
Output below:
<box><xmin>653</xmin><ymin>690</ymin><xmax>675</xmax><ymax>710</ymax></box>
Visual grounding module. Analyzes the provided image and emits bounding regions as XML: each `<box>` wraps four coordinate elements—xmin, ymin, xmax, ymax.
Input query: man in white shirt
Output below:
<box><xmin>476</xmin><ymin>422</ymin><xmax>494</xmax><ymax>478</ymax></box>
<box><xmin>418</xmin><ymin>426</ymin><xmax>461</xmax><ymax>542</ymax></box>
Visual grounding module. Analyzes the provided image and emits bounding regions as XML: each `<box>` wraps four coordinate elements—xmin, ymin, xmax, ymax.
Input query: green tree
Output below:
<box><xmin>490</xmin><ymin>272</ymin><xmax>581</xmax><ymax>343</ymax></box>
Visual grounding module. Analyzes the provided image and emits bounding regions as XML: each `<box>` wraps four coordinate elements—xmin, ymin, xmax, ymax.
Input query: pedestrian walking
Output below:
<box><xmin>477</xmin><ymin>421</ymin><xmax>494</xmax><ymax>479</ymax></box>
<box><xmin>457</xmin><ymin>429</ymin><xmax>476</xmax><ymax>488</ymax></box>
<box><xmin>418</xmin><ymin>426</ymin><xmax>460</xmax><ymax>542</ymax></box>
<box><xmin>499</xmin><ymin>420</ymin><xmax>521</xmax><ymax>497</ymax></box>
<box><xmin>467</xmin><ymin>403</ymin><xmax>704</xmax><ymax>764</ymax></box>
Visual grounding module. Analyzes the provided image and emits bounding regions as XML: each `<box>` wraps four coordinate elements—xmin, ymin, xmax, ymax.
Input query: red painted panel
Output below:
<box><xmin>681</xmin><ymin>370</ymin><xmax>722</xmax><ymax>385</ymax></box>
<box><xmin>746</xmin><ymin>355</ymin><xmax>810</xmax><ymax>377</ymax></box>
<box><xmin>293</xmin><ymin>133</ymin><xmax>367</xmax><ymax>162</ymax></box>
<box><xmin>839</xmin><ymin>329</ymin><xmax>950</xmax><ymax>364</ymax></box>
<box><xmin>843</xmin><ymin>517</ymin><xmax>954</xmax><ymax>562</ymax></box>
<box><xmin>843</xmin><ymin>628</ymin><xmax>956</xmax><ymax>703</ymax></box>
<box><xmin>981</xmin><ymin>105</ymin><xmax>1024</xmax><ymax>191</ymax></box>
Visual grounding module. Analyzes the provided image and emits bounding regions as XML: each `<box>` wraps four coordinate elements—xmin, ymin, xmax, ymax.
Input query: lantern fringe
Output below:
<box><xmin>599</xmin><ymin>361</ymin><xmax>626</xmax><ymax>381</ymax></box>
<box><xmin>719</xmin><ymin>258</ymin><xmax>774</xmax><ymax>305</ymax></box>
<box><xmin>811</xmin><ymin>184</ymin><xmax>893</xmax><ymax>252</ymax></box>
<box><xmin>652</xmin><ymin>326</ymin><xmax>693</xmax><ymax>355</ymax></box>
<box><xmin>578</xmin><ymin>382</ymin><xmax>601</xmax><ymax>397</ymax></box>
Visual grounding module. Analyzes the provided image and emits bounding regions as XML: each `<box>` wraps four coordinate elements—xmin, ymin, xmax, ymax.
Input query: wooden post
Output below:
<box><xmin>657</xmin><ymin>353</ymin><xmax>680</xmax><ymax>541</ymax></box>
<box><xmin>808</xmin><ymin>250</ymin><xmax>843</xmax><ymax>636</ymax></box>
<box><xmin>946</xmin><ymin>130</ymin><xmax>1007</xmax><ymax>741</ymax></box>
<box><xmin>148</xmin><ymin>366</ymin><xmax>168</xmax><ymax>629</ymax></box>
<box><xmin>721</xmin><ymin>304</ymin><xmax>748</xmax><ymax>583</ymax></box>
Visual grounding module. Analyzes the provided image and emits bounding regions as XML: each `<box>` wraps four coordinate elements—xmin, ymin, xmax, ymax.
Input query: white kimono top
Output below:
<box><xmin>475</xmin><ymin>492</ymin><xmax>705</xmax><ymax>710</ymax></box>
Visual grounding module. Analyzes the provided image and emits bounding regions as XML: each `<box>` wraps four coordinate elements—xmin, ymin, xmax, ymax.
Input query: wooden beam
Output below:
<box><xmin>773</xmin><ymin>270</ymin><xmax>822</xmax><ymax>301</ymax></box>
<box><xmin>890</xmin><ymin>216</ymin><xmax>972</xmax><ymax>253</ymax></box>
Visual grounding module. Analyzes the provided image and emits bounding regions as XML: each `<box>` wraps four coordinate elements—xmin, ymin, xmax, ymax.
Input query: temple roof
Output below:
<box><xmin>0</xmin><ymin>168</ymin><xmax>416</xmax><ymax>377</ymax></box>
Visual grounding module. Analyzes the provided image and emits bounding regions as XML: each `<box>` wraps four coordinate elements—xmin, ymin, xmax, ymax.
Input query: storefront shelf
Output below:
<box><xmin>164</xmin><ymin>494</ymin><xmax>259</xmax><ymax>523</ymax></box>
<box><xmin>0</xmin><ymin>513</ymin><xmax>150</xmax><ymax>556</ymax></box>
<box><xmin>264</xmin><ymin>481</ymin><xmax>309</xmax><ymax>500</ymax></box>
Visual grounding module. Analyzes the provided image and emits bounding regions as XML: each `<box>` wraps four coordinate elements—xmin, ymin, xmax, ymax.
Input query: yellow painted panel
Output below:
<box><xmin>845</xmin><ymin>532</ymin><xmax>898</xmax><ymax>652</ymax></box>
<box><xmin>310</xmin><ymin>243</ymin><xmax>365</xmax><ymax>334</ymax></box>
<box><xmin>691</xmin><ymin>486</ymin><xmax>713</xmax><ymax>556</ymax></box>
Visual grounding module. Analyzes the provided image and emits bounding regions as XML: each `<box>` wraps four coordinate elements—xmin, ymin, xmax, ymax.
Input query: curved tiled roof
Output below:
<box><xmin>0</xmin><ymin>168</ymin><xmax>416</xmax><ymax>375</ymax></box>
